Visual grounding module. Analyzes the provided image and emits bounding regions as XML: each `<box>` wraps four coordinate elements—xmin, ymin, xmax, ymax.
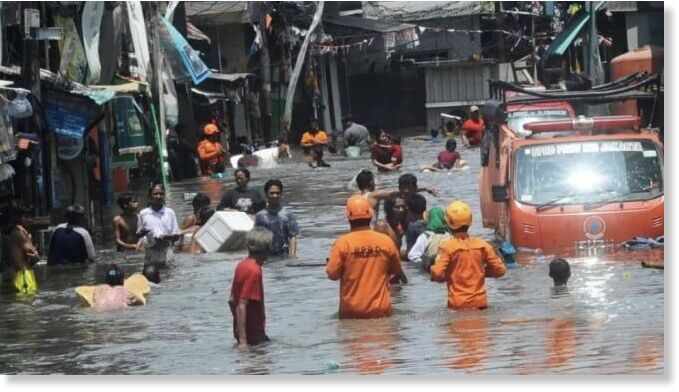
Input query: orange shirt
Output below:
<box><xmin>461</xmin><ymin>118</ymin><xmax>484</xmax><ymax>145</ymax></box>
<box><xmin>430</xmin><ymin>233</ymin><xmax>506</xmax><ymax>310</ymax></box>
<box><xmin>326</xmin><ymin>227</ymin><xmax>401</xmax><ymax>319</ymax></box>
<box><xmin>197</xmin><ymin>139</ymin><xmax>225</xmax><ymax>162</ymax></box>
<box><xmin>300</xmin><ymin>130</ymin><xmax>328</xmax><ymax>146</ymax></box>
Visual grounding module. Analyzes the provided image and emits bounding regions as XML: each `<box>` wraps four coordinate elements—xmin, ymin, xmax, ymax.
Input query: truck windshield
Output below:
<box><xmin>514</xmin><ymin>140</ymin><xmax>663</xmax><ymax>206</ymax></box>
<box><xmin>507</xmin><ymin>109</ymin><xmax>571</xmax><ymax>135</ymax></box>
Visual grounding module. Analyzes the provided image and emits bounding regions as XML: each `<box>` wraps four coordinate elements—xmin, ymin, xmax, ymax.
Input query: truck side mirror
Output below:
<box><xmin>492</xmin><ymin>185</ymin><xmax>509</xmax><ymax>202</ymax></box>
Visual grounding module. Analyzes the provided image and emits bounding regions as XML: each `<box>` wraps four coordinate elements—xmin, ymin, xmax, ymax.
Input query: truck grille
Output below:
<box><xmin>650</xmin><ymin>216</ymin><xmax>663</xmax><ymax>228</ymax></box>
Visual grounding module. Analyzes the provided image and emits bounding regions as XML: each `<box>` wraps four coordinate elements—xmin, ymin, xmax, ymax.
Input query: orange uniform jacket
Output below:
<box><xmin>197</xmin><ymin>139</ymin><xmax>225</xmax><ymax>162</ymax></box>
<box><xmin>430</xmin><ymin>233</ymin><xmax>506</xmax><ymax>310</ymax></box>
<box><xmin>326</xmin><ymin>228</ymin><xmax>402</xmax><ymax>319</ymax></box>
<box><xmin>300</xmin><ymin>130</ymin><xmax>328</xmax><ymax>146</ymax></box>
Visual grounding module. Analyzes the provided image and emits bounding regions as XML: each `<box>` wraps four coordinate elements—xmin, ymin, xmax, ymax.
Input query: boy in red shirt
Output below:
<box><xmin>229</xmin><ymin>227</ymin><xmax>274</xmax><ymax>348</ymax></box>
<box><xmin>390</xmin><ymin>136</ymin><xmax>403</xmax><ymax>169</ymax></box>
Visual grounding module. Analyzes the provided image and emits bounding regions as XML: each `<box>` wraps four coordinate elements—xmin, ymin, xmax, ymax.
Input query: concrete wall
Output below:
<box><xmin>625</xmin><ymin>12</ymin><xmax>664</xmax><ymax>51</ymax></box>
<box><xmin>214</xmin><ymin>24</ymin><xmax>249</xmax><ymax>73</ymax></box>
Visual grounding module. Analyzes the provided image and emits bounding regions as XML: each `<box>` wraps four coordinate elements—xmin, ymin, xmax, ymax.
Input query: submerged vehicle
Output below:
<box><xmin>479</xmin><ymin>73</ymin><xmax>663</xmax><ymax>252</ymax></box>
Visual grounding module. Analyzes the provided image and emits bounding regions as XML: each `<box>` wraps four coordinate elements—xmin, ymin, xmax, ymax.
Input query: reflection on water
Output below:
<box><xmin>341</xmin><ymin>318</ymin><xmax>401</xmax><ymax>375</ymax></box>
<box><xmin>0</xmin><ymin>137</ymin><xmax>664</xmax><ymax>375</ymax></box>
<box><xmin>545</xmin><ymin>319</ymin><xmax>576</xmax><ymax>370</ymax></box>
<box><xmin>441</xmin><ymin>315</ymin><xmax>490</xmax><ymax>371</ymax></box>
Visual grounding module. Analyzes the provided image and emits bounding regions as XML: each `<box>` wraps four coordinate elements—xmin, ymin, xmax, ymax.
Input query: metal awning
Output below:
<box><xmin>207</xmin><ymin>72</ymin><xmax>254</xmax><ymax>82</ymax></box>
<box><xmin>544</xmin><ymin>2</ymin><xmax>605</xmax><ymax>60</ymax></box>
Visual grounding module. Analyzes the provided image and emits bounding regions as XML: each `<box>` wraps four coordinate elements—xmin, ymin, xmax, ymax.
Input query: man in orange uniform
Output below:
<box><xmin>326</xmin><ymin>195</ymin><xmax>408</xmax><ymax>319</ymax></box>
<box><xmin>460</xmin><ymin>105</ymin><xmax>484</xmax><ymax>147</ymax></box>
<box><xmin>430</xmin><ymin>201</ymin><xmax>506</xmax><ymax>310</ymax></box>
<box><xmin>300</xmin><ymin>118</ymin><xmax>330</xmax><ymax>168</ymax></box>
<box><xmin>197</xmin><ymin>123</ymin><xmax>227</xmax><ymax>175</ymax></box>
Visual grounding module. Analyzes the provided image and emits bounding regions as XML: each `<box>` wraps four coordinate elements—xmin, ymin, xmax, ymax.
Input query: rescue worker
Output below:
<box><xmin>326</xmin><ymin>195</ymin><xmax>408</xmax><ymax>319</ymax></box>
<box><xmin>430</xmin><ymin>201</ymin><xmax>506</xmax><ymax>310</ymax></box>
<box><xmin>197</xmin><ymin>123</ymin><xmax>227</xmax><ymax>175</ymax></box>
<box><xmin>300</xmin><ymin>118</ymin><xmax>330</xmax><ymax>168</ymax></box>
<box><xmin>460</xmin><ymin>106</ymin><xmax>484</xmax><ymax>147</ymax></box>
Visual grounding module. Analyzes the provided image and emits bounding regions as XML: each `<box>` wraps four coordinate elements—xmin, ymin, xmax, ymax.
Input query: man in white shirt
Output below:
<box><xmin>137</xmin><ymin>183</ymin><xmax>180</xmax><ymax>266</ymax></box>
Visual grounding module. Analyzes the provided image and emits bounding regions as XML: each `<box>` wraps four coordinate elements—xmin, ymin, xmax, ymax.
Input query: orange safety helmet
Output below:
<box><xmin>203</xmin><ymin>123</ymin><xmax>219</xmax><ymax>136</ymax></box>
<box><xmin>346</xmin><ymin>195</ymin><xmax>373</xmax><ymax>221</ymax></box>
<box><xmin>445</xmin><ymin>201</ymin><xmax>472</xmax><ymax>230</ymax></box>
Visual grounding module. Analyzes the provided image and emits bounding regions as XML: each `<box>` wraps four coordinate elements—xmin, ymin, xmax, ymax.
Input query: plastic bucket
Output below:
<box><xmin>346</xmin><ymin>146</ymin><xmax>360</xmax><ymax>158</ymax></box>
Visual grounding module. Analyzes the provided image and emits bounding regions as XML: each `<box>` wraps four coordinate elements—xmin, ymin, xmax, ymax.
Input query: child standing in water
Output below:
<box><xmin>113</xmin><ymin>193</ymin><xmax>140</xmax><ymax>252</ymax></box>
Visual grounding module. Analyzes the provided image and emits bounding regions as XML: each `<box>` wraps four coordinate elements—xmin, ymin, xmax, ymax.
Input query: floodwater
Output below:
<box><xmin>0</xmin><ymin>136</ymin><xmax>664</xmax><ymax>375</ymax></box>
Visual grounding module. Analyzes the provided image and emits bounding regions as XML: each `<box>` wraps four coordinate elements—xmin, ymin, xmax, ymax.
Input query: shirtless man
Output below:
<box><xmin>354</xmin><ymin>169</ymin><xmax>439</xmax><ymax>227</ymax></box>
<box><xmin>113</xmin><ymin>193</ymin><xmax>139</xmax><ymax>252</ymax></box>
<box><xmin>3</xmin><ymin>205</ymin><xmax>40</xmax><ymax>288</ymax></box>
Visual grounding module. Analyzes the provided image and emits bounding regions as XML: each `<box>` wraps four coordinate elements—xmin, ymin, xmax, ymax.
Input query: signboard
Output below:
<box><xmin>525</xmin><ymin>141</ymin><xmax>644</xmax><ymax>157</ymax></box>
<box><xmin>113</xmin><ymin>97</ymin><xmax>153</xmax><ymax>154</ymax></box>
<box><xmin>111</xmin><ymin>154</ymin><xmax>139</xmax><ymax>169</ymax></box>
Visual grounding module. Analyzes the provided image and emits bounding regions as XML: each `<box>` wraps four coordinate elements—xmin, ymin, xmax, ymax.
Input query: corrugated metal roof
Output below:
<box><xmin>324</xmin><ymin>15</ymin><xmax>416</xmax><ymax>33</ymax></box>
<box><xmin>416</xmin><ymin>58</ymin><xmax>496</xmax><ymax>67</ymax></box>
<box><xmin>604</xmin><ymin>1</ymin><xmax>637</xmax><ymax>12</ymax></box>
<box><xmin>185</xmin><ymin>1</ymin><xmax>247</xmax><ymax>17</ymax></box>
<box><xmin>363</xmin><ymin>1</ymin><xmax>493</xmax><ymax>22</ymax></box>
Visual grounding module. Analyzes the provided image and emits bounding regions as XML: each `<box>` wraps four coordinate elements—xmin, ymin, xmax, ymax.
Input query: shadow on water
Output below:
<box><xmin>0</xmin><ymin>136</ymin><xmax>664</xmax><ymax>375</ymax></box>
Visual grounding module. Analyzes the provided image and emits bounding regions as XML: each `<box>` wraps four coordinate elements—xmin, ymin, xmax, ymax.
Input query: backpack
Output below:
<box><xmin>422</xmin><ymin>232</ymin><xmax>451</xmax><ymax>271</ymax></box>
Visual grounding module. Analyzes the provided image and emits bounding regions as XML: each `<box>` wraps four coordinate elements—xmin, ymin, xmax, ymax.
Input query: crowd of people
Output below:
<box><xmin>0</xmin><ymin>104</ymin><xmax>573</xmax><ymax>351</ymax></box>
<box><xmin>228</xmin><ymin>169</ymin><xmax>572</xmax><ymax>348</ymax></box>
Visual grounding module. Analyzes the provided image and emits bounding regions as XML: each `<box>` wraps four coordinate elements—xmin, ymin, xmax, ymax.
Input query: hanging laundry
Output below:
<box><xmin>99</xmin><ymin>2</ymin><xmax>124</xmax><ymax>85</ymax></box>
<box><xmin>54</xmin><ymin>15</ymin><xmax>88</xmax><ymax>83</ymax></box>
<box><xmin>82</xmin><ymin>2</ymin><xmax>105</xmax><ymax>84</ymax></box>
<box><xmin>126</xmin><ymin>1</ymin><xmax>151</xmax><ymax>81</ymax></box>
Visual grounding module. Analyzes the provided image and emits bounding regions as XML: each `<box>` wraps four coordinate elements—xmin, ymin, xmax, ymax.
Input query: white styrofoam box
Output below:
<box><xmin>194</xmin><ymin>211</ymin><xmax>254</xmax><ymax>253</ymax></box>
<box><xmin>229</xmin><ymin>147</ymin><xmax>280</xmax><ymax>169</ymax></box>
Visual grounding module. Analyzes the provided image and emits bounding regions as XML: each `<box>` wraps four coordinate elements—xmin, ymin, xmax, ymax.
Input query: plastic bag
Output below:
<box><xmin>8</xmin><ymin>92</ymin><xmax>33</xmax><ymax>119</ymax></box>
<box><xmin>163</xmin><ymin>93</ymin><xmax>178</xmax><ymax>127</ymax></box>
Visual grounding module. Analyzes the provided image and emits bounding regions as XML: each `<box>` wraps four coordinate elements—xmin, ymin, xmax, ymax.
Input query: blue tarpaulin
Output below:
<box><xmin>45</xmin><ymin>99</ymin><xmax>92</xmax><ymax>138</ymax></box>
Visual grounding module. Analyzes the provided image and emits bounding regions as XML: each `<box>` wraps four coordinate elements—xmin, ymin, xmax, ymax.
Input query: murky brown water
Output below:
<box><xmin>0</xmin><ymin>137</ymin><xmax>664</xmax><ymax>375</ymax></box>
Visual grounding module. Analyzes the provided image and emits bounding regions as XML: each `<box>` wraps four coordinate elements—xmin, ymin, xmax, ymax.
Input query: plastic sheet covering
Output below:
<box><xmin>154</xmin><ymin>16</ymin><xmax>211</xmax><ymax>85</ymax></box>
<box><xmin>152</xmin><ymin>17</ymin><xmax>190</xmax><ymax>82</ymax></box>
<box><xmin>81</xmin><ymin>2</ymin><xmax>105</xmax><ymax>84</ymax></box>
<box><xmin>0</xmin><ymin>163</ymin><xmax>15</xmax><ymax>181</ymax></box>
<box><xmin>0</xmin><ymin>101</ymin><xmax>17</xmax><ymax>164</ymax></box>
